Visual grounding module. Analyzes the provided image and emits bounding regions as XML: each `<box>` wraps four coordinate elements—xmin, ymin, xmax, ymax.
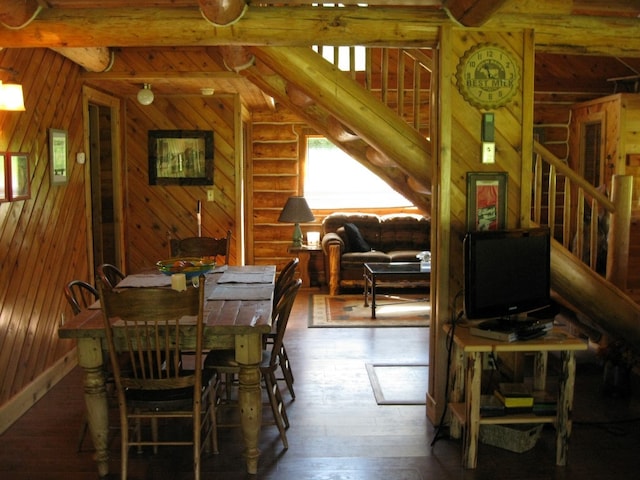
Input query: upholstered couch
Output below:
<box><xmin>321</xmin><ymin>212</ymin><xmax>430</xmax><ymax>295</ymax></box>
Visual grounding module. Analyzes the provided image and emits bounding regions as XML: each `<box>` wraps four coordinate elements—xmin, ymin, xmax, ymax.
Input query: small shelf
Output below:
<box><xmin>450</xmin><ymin>402</ymin><xmax>556</xmax><ymax>426</ymax></box>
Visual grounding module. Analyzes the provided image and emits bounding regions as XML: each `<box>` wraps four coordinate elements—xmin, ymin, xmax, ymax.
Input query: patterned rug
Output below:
<box><xmin>309</xmin><ymin>294</ymin><xmax>430</xmax><ymax>328</ymax></box>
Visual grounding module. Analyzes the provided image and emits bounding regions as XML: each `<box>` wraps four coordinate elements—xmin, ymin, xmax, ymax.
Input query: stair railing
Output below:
<box><xmin>532</xmin><ymin>141</ymin><xmax>632</xmax><ymax>289</ymax></box>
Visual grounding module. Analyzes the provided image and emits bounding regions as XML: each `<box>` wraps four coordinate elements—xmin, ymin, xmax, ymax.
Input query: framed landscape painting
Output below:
<box><xmin>148</xmin><ymin>130</ymin><xmax>214</xmax><ymax>186</ymax></box>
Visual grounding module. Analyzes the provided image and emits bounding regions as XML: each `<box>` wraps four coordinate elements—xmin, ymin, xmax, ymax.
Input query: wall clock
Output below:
<box><xmin>456</xmin><ymin>43</ymin><xmax>520</xmax><ymax>110</ymax></box>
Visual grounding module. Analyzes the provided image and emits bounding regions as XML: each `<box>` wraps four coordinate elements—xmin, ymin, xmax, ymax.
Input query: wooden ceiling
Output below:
<box><xmin>2</xmin><ymin>1</ymin><xmax>640</xmax><ymax>109</ymax></box>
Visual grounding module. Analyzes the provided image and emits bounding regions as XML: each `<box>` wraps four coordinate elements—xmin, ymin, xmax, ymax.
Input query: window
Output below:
<box><xmin>304</xmin><ymin>136</ymin><xmax>413</xmax><ymax>209</ymax></box>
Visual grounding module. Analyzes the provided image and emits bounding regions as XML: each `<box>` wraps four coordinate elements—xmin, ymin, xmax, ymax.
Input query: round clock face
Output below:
<box><xmin>456</xmin><ymin>43</ymin><xmax>520</xmax><ymax>110</ymax></box>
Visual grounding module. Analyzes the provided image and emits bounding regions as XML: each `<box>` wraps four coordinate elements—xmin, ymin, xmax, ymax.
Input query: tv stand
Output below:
<box><xmin>443</xmin><ymin>324</ymin><xmax>587</xmax><ymax>469</ymax></box>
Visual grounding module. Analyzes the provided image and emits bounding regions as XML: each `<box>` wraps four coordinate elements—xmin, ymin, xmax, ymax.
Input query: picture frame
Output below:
<box><xmin>9</xmin><ymin>153</ymin><xmax>30</xmax><ymax>201</ymax></box>
<box><xmin>148</xmin><ymin>130</ymin><xmax>214</xmax><ymax>186</ymax></box>
<box><xmin>49</xmin><ymin>128</ymin><xmax>69</xmax><ymax>186</ymax></box>
<box><xmin>0</xmin><ymin>153</ymin><xmax>6</xmax><ymax>203</ymax></box>
<box><xmin>466</xmin><ymin>171</ymin><xmax>507</xmax><ymax>231</ymax></box>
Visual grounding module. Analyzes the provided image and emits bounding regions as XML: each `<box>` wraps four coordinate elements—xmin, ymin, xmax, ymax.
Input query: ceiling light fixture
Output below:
<box><xmin>137</xmin><ymin>83</ymin><xmax>154</xmax><ymax>105</ymax></box>
<box><xmin>0</xmin><ymin>67</ymin><xmax>26</xmax><ymax>111</ymax></box>
<box><xmin>201</xmin><ymin>87</ymin><xmax>215</xmax><ymax>96</ymax></box>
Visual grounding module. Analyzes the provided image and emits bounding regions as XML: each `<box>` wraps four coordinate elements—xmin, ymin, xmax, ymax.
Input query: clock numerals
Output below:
<box><xmin>456</xmin><ymin>43</ymin><xmax>520</xmax><ymax>109</ymax></box>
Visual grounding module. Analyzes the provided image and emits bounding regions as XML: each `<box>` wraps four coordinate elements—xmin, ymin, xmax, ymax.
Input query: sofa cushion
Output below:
<box><xmin>341</xmin><ymin>251</ymin><xmax>390</xmax><ymax>268</ymax></box>
<box><xmin>344</xmin><ymin>223</ymin><xmax>371</xmax><ymax>252</ymax></box>
<box><xmin>388</xmin><ymin>250</ymin><xmax>423</xmax><ymax>262</ymax></box>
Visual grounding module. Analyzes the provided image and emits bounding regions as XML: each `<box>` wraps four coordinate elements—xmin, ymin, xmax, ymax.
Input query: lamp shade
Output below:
<box><xmin>278</xmin><ymin>196</ymin><xmax>315</xmax><ymax>223</ymax></box>
<box><xmin>0</xmin><ymin>83</ymin><xmax>25</xmax><ymax>111</ymax></box>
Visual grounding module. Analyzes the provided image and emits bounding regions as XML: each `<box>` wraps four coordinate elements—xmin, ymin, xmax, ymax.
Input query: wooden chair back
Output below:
<box><xmin>97</xmin><ymin>263</ymin><xmax>125</xmax><ymax>289</ymax></box>
<box><xmin>269</xmin><ymin>278</ymin><xmax>302</xmax><ymax>369</ymax></box>
<box><xmin>98</xmin><ymin>276</ymin><xmax>205</xmax><ymax>392</ymax></box>
<box><xmin>170</xmin><ymin>230</ymin><xmax>231</xmax><ymax>265</ymax></box>
<box><xmin>274</xmin><ymin>257</ymin><xmax>299</xmax><ymax>307</ymax></box>
<box><xmin>64</xmin><ymin>280</ymin><xmax>98</xmax><ymax>315</ymax></box>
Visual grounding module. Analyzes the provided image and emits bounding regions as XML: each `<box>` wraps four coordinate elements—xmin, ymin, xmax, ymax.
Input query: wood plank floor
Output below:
<box><xmin>2</xmin><ymin>289</ymin><xmax>640</xmax><ymax>479</ymax></box>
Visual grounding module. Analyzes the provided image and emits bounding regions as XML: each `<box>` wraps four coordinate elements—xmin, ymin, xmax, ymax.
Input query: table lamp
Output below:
<box><xmin>278</xmin><ymin>196</ymin><xmax>315</xmax><ymax>247</ymax></box>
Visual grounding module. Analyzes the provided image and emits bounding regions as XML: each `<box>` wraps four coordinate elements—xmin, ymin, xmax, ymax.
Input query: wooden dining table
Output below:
<box><xmin>58</xmin><ymin>265</ymin><xmax>276</xmax><ymax>477</ymax></box>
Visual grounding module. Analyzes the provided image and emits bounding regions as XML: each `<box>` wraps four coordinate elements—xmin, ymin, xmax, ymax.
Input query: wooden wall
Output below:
<box><xmin>123</xmin><ymin>94</ymin><xmax>238</xmax><ymax>274</ymax></box>
<box><xmin>0</xmin><ymin>48</ymin><xmax>87</xmax><ymax>418</ymax></box>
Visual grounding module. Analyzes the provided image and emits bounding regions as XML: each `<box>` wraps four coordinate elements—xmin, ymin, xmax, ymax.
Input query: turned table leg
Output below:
<box><xmin>77</xmin><ymin>337</ymin><xmax>110</xmax><ymax>478</ymax></box>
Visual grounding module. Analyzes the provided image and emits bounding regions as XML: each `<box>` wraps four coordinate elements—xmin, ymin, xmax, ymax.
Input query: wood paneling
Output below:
<box><xmin>0</xmin><ymin>49</ymin><xmax>87</xmax><ymax>407</ymax></box>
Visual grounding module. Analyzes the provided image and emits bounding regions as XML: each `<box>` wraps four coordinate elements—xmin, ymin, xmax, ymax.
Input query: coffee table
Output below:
<box><xmin>363</xmin><ymin>262</ymin><xmax>431</xmax><ymax>318</ymax></box>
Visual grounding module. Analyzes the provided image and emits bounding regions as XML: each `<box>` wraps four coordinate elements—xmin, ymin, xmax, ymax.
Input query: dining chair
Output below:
<box><xmin>97</xmin><ymin>275</ymin><xmax>216</xmax><ymax>480</ymax></box>
<box><xmin>269</xmin><ymin>258</ymin><xmax>300</xmax><ymax>398</ymax></box>
<box><xmin>64</xmin><ymin>280</ymin><xmax>98</xmax><ymax>315</ymax></box>
<box><xmin>170</xmin><ymin>230</ymin><xmax>232</xmax><ymax>265</ymax></box>
<box><xmin>205</xmin><ymin>278</ymin><xmax>302</xmax><ymax>450</ymax></box>
<box><xmin>97</xmin><ymin>263</ymin><xmax>125</xmax><ymax>289</ymax></box>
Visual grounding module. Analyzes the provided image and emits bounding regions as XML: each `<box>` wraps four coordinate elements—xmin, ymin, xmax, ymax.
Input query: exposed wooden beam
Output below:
<box><xmin>444</xmin><ymin>0</ymin><xmax>508</xmax><ymax>27</ymax></box>
<box><xmin>199</xmin><ymin>0</ymin><xmax>248</xmax><ymax>27</ymax></box>
<box><xmin>1</xmin><ymin>6</ymin><xmax>640</xmax><ymax>57</ymax></box>
<box><xmin>0</xmin><ymin>0</ymin><xmax>41</xmax><ymax>29</ymax></box>
<box><xmin>51</xmin><ymin>47</ymin><xmax>113</xmax><ymax>72</ymax></box>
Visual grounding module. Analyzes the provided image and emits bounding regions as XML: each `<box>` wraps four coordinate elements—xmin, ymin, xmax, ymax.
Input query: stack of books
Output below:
<box><xmin>532</xmin><ymin>390</ymin><xmax>557</xmax><ymax>416</ymax></box>
<box><xmin>493</xmin><ymin>382</ymin><xmax>534</xmax><ymax>413</ymax></box>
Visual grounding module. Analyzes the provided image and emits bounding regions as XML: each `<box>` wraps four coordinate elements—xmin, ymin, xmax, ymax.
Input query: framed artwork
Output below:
<box><xmin>0</xmin><ymin>153</ymin><xmax>6</xmax><ymax>202</ymax></box>
<box><xmin>50</xmin><ymin>128</ymin><xmax>69</xmax><ymax>186</ymax></box>
<box><xmin>466</xmin><ymin>172</ymin><xmax>507</xmax><ymax>231</ymax></box>
<box><xmin>9</xmin><ymin>153</ymin><xmax>30</xmax><ymax>200</ymax></box>
<box><xmin>148</xmin><ymin>130</ymin><xmax>214</xmax><ymax>185</ymax></box>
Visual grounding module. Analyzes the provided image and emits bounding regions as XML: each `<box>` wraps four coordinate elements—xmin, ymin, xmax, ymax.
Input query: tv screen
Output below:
<box><xmin>463</xmin><ymin>227</ymin><xmax>551</xmax><ymax>320</ymax></box>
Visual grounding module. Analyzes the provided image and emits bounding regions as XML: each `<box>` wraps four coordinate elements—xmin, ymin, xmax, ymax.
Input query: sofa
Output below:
<box><xmin>321</xmin><ymin>212</ymin><xmax>430</xmax><ymax>295</ymax></box>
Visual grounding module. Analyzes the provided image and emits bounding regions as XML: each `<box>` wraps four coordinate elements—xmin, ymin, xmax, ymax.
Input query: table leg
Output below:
<box><xmin>236</xmin><ymin>333</ymin><xmax>264</xmax><ymax>474</ymax></box>
<box><xmin>462</xmin><ymin>351</ymin><xmax>482</xmax><ymax>469</ymax></box>
<box><xmin>370</xmin><ymin>274</ymin><xmax>377</xmax><ymax>318</ymax></box>
<box><xmin>77</xmin><ymin>337</ymin><xmax>110</xmax><ymax>478</ymax></box>
<box><xmin>556</xmin><ymin>350</ymin><xmax>576</xmax><ymax>466</ymax></box>
<box><xmin>297</xmin><ymin>250</ymin><xmax>311</xmax><ymax>287</ymax></box>
<box><xmin>363</xmin><ymin>267</ymin><xmax>369</xmax><ymax>307</ymax></box>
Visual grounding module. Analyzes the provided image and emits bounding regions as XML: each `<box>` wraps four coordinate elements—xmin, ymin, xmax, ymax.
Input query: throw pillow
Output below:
<box><xmin>343</xmin><ymin>223</ymin><xmax>371</xmax><ymax>252</ymax></box>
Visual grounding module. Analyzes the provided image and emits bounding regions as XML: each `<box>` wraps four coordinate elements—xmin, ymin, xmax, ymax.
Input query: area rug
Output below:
<box><xmin>309</xmin><ymin>294</ymin><xmax>430</xmax><ymax>328</ymax></box>
<box><xmin>365</xmin><ymin>363</ymin><xmax>429</xmax><ymax>405</ymax></box>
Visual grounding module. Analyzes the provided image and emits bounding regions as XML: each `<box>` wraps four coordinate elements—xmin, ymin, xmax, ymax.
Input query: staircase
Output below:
<box><xmin>229</xmin><ymin>44</ymin><xmax>640</xmax><ymax>352</ymax></box>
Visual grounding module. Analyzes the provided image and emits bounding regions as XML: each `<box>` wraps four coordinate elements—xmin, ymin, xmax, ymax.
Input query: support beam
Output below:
<box><xmin>199</xmin><ymin>0</ymin><xmax>248</xmax><ymax>26</ymax></box>
<box><xmin>2</xmin><ymin>6</ymin><xmax>640</xmax><ymax>56</ymax></box>
<box><xmin>444</xmin><ymin>0</ymin><xmax>508</xmax><ymax>27</ymax></box>
<box><xmin>0</xmin><ymin>0</ymin><xmax>40</xmax><ymax>29</ymax></box>
<box><xmin>51</xmin><ymin>47</ymin><xmax>113</xmax><ymax>73</ymax></box>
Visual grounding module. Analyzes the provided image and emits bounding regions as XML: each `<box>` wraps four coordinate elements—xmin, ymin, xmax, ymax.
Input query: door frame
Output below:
<box><xmin>81</xmin><ymin>86</ymin><xmax>124</xmax><ymax>280</ymax></box>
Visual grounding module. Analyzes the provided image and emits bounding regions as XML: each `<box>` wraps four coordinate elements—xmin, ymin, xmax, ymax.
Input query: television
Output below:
<box><xmin>463</xmin><ymin>227</ymin><xmax>551</xmax><ymax>321</ymax></box>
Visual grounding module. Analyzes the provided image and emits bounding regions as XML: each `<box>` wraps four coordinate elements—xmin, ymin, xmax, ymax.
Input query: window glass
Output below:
<box><xmin>304</xmin><ymin>137</ymin><xmax>413</xmax><ymax>209</ymax></box>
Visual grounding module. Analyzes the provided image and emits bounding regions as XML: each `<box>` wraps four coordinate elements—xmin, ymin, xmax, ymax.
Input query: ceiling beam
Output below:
<box><xmin>1</xmin><ymin>6</ymin><xmax>640</xmax><ymax>57</ymax></box>
<box><xmin>0</xmin><ymin>0</ymin><xmax>41</xmax><ymax>29</ymax></box>
<box><xmin>444</xmin><ymin>0</ymin><xmax>509</xmax><ymax>27</ymax></box>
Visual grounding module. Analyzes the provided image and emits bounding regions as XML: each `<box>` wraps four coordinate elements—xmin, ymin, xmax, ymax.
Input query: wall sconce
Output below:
<box><xmin>0</xmin><ymin>67</ymin><xmax>25</xmax><ymax>111</ymax></box>
<box><xmin>278</xmin><ymin>196</ymin><xmax>315</xmax><ymax>247</ymax></box>
<box><xmin>137</xmin><ymin>83</ymin><xmax>154</xmax><ymax>106</ymax></box>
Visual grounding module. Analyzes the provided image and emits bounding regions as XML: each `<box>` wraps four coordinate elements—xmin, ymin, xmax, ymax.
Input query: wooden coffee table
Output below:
<box><xmin>363</xmin><ymin>262</ymin><xmax>431</xmax><ymax>318</ymax></box>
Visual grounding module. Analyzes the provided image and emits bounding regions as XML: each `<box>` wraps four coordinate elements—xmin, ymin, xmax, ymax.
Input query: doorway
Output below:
<box><xmin>82</xmin><ymin>87</ymin><xmax>124</xmax><ymax>279</ymax></box>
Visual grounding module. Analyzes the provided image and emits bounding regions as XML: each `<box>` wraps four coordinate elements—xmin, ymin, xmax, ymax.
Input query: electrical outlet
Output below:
<box><xmin>207</xmin><ymin>189</ymin><xmax>214</xmax><ymax>202</ymax></box>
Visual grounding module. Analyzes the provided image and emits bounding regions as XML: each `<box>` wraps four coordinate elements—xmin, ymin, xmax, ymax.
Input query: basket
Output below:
<box><xmin>479</xmin><ymin>423</ymin><xmax>543</xmax><ymax>453</ymax></box>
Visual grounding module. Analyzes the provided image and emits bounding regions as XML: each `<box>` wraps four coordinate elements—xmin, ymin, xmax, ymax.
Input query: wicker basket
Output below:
<box><xmin>479</xmin><ymin>423</ymin><xmax>543</xmax><ymax>453</ymax></box>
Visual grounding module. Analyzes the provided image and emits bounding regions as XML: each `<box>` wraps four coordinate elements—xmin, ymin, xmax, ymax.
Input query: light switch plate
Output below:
<box><xmin>482</xmin><ymin>142</ymin><xmax>495</xmax><ymax>164</ymax></box>
<box><xmin>207</xmin><ymin>189</ymin><xmax>214</xmax><ymax>202</ymax></box>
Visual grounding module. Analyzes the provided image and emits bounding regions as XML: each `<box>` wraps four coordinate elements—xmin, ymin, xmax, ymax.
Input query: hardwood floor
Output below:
<box><xmin>2</xmin><ymin>289</ymin><xmax>640</xmax><ymax>479</ymax></box>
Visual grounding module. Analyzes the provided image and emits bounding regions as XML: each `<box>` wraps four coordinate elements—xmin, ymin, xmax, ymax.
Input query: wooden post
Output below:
<box><xmin>607</xmin><ymin>174</ymin><xmax>633</xmax><ymax>288</ymax></box>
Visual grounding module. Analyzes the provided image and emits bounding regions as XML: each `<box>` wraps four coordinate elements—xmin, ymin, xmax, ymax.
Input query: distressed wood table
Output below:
<box><xmin>58</xmin><ymin>265</ymin><xmax>275</xmax><ymax>477</ymax></box>
<box><xmin>444</xmin><ymin>324</ymin><xmax>587</xmax><ymax>469</ymax></box>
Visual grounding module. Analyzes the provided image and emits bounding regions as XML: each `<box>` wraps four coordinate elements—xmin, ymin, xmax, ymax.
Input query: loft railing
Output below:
<box><xmin>314</xmin><ymin>46</ymin><xmax>432</xmax><ymax>135</ymax></box>
<box><xmin>532</xmin><ymin>141</ymin><xmax>632</xmax><ymax>289</ymax></box>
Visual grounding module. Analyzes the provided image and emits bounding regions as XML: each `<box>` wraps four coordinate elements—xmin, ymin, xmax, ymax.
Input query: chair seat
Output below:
<box><xmin>126</xmin><ymin>369</ymin><xmax>215</xmax><ymax>406</ymax></box>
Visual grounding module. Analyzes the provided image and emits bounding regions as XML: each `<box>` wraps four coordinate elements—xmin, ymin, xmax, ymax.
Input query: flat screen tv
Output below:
<box><xmin>463</xmin><ymin>227</ymin><xmax>551</xmax><ymax>320</ymax></box>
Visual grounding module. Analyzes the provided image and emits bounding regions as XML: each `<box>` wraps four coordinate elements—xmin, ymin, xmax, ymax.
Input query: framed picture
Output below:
<box><xmin>0</xmin><ymin>153</ymin><xmax>6</xmax><ymax>202</ymax></box>
<box><xmin>466</xmin><ymin>172</ymin><xmax>507</xmax><ymax>231</ymax></box>
<box><xmin>148</xmin><ymin>130</ymin><xmax>214</xmax><ymax>186</ymax></box>
<box><xmin>9</xmin><ymin>153</ymin><xmax>30</xmax><ymax>200</ymax></box>
<box><xmin>49</xmin><ymin>128</ymin><xmax>68</xmax><ymax>186</ymax></box>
